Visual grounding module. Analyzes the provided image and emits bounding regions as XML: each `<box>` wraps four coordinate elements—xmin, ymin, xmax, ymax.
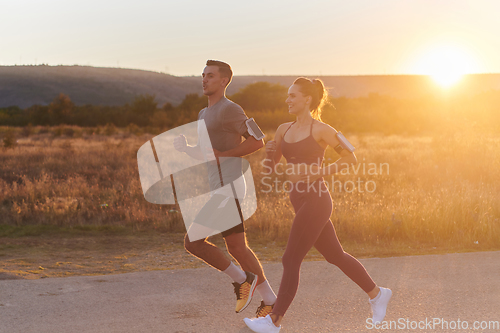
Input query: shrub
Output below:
<box><xmin>3</xmin><ymin>128</ymin><xmax>17</xmax><ymax>148</ymax></box>
<box><xmin>104</xmin><ymin>123</ymin><xmax>117</xmax><ymax>136</ymax></box>
<box><xmin>52</xmin><ymin>126</ymin><xmax>64</xmax><ymax>137</ymax></box>
<box><xmin>74</xmin><ymin>128</ymin><xmax>83</xmax><ymax>138</ymax></box>
<box><xmin>84</xmin><ymin>127</ymin><xmax>96</xmax><ymax>135</ymax></box>
<box><xmin>21</xmin><ymin>123</ymin><xmax>34</xmax><ymax>137</ymax></box>
<box><xmin>38</xmin><ymin>127</ymin><xmax>50</xmax><ymax>134</ymax></box>
<box><xmin>127</xmin><ymin>123</ymin><xmax>143</xmax><ymax>136</ymax></box>
<box><xmin>63</xmin><ymin>127</ymin><xmax>75</xmax><ymax>137</ymax></box>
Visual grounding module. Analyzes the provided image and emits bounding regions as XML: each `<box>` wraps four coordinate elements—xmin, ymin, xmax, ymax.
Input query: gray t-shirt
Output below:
<box><xmin>198</xmin><ymin>97</ymin><xmax>249</xmax><ymax>191</ymax></box>
<box><xmin>198</xmin><ymin>97</ymin><xmax>248</xmax><ymax>151</ymax></box>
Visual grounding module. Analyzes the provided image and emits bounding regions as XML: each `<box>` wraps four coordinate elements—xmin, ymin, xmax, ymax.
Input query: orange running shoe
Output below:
<box><xmin>255</xmin><ymin>301</ymin><xmax>274</xmax><ymax>318</ymax></box>
<box><xmin>233</xmin><ymin>271</ymin><xmax>258</xmax><ymax>313</ymax></box>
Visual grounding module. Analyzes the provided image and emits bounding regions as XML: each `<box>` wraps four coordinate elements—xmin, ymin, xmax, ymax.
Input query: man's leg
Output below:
<box><xmin>184</xmin><ymin>233</ymin><xmax>231</xmax><ymax>271</ymax></box>
<box><xmin>224</xmin><ymin>231</ymin><xmax>277</xmax><ymax>309</ymax></box>
<box><xmin>184</xmin><ymin>232</ymin><xmax>257</xmax><ymax>312</ymax></box>
<box><xmin>183</xmin><ymin>192</ymin><xmax>237</xmax><ymax>271</ymax></box>
<box><xmin>224</xmin><ymin>231</ymin><xmax>265</xmax><ymax>283</ymax></box>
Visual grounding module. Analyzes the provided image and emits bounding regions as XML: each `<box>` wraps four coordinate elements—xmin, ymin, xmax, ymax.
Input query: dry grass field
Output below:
<box><xmin>1</xmin><ymin>125</ymin><xmax>499</xmax><ymax>278</ymax></box>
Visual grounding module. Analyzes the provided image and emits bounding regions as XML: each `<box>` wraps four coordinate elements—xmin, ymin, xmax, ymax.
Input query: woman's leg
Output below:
<box><xmin>313</xmin><ymin>220</ymin><xmax>376</xmax><ymax>293</ymax></box>
<box><xmin>272</xmin><ymin>189</ymin><xmax>333</xmax><ymax>317</ymax></box>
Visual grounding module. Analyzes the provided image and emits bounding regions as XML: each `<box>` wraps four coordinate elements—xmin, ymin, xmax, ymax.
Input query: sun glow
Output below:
<box><xmin>412</xmin><ymin>45</ymin><xmax>480</xmax><ymax>88</ymax></box>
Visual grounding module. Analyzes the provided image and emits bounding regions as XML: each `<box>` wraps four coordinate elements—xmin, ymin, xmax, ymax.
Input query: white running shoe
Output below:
<box><xmin>369</xmin><ymin>287</ymin><xmax>392</xmax><ymax>323</ymax></box>
<box><xmin>243</xmin><ymin>314</ymin><xmax>281</xmax><ymax>333</ymax></box>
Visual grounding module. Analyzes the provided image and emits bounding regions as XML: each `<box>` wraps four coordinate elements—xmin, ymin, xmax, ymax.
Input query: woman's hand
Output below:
<box><xmin>265</xmin><ymin>140</ymin><xmax>277</xmax><ymax>156</ymax></box>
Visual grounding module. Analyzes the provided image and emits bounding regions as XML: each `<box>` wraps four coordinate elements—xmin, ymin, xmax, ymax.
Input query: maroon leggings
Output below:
<box><xmin>272</xmin><ymin>178</ymin><xmax>376</xmax><ymax>316</ymax></box>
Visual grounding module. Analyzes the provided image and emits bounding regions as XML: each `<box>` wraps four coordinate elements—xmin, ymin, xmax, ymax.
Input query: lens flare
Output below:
<box><xmin>412</xmin><ymin>45</ymin><xmax>480</xmax><ymax>88</ymax></box>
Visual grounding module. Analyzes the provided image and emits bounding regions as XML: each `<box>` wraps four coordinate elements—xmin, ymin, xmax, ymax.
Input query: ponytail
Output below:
<box><xmin>293</xmin><ymin>77</ymin><xmax>329</xmax><ymax>122</ymax></box>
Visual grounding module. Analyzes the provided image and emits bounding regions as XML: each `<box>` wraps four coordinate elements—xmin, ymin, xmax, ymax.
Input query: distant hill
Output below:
<box><xmin>1</xmin><ymin>65</ymin><xmax>499</xmax><ymax>108</ymax></box>
<box><xmin>217</xmin><ymin>74</ymin><xmax>500</xmax><ymax>99</ymax></box>
<box><xmin>0</xmin><ymin>65</ymin><xmax>200</xmax><ymax>109</ymax></box>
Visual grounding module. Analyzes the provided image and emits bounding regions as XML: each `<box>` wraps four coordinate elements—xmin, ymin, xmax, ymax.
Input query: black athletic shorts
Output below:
<box><xmin>221</xmin><ymin>221</ymin><xmax>245</xmax><ymax>238</ymax></box>
<box><xmin>191</xmin><ymin>194</ymin><xmax>245</xmax><ymax>239</ymax></box>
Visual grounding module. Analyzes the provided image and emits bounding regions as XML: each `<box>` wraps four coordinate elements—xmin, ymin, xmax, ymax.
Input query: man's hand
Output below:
<box><xmin>173</xmin><ymin>135</ymin><xmax>188</xmax><ymax>152</ymax></box>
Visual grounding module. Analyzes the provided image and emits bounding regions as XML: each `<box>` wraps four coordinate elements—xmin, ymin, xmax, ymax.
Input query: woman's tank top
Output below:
<box><xmin>281</xmin><ymin>120</ymin><xmax>325</xmax><ymax>165</ymax></box>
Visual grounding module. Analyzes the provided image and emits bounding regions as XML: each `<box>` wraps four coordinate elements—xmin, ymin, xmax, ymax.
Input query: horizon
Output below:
<box><xmin>2</xmin><ymin>64</ymin><xmax>499</xmax><ymax>78</ymax></box>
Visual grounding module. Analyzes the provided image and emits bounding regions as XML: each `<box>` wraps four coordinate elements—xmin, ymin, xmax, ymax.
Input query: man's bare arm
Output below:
<box><xmin>183</xmin><ymin>145</ymin><xmax>205</xmax><ymax>160</ymax></box>
<box><xmin>215</xmin><ymin>136</ymin><xmax>264</xmax><ymax>158</ymax></box>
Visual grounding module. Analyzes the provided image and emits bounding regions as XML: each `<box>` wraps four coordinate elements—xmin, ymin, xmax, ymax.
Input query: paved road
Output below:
<box><xmin>1</xmin><ymin>251</ymin><xmax>499</xmax><ymax>332</ymax></box>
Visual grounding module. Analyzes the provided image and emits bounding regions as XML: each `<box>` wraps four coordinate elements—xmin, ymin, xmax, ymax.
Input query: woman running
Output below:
<box><xmin>244</xmin><ymin>78</ymin><xmax>392</xmax><ymax>332</ymax></box>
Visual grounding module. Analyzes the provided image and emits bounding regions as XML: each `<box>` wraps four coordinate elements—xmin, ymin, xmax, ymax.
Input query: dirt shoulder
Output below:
<box><xmin>1</xmin><ymin>230</ymin><xmax>496</xmax><ymax>280</ymax></box>
<box><xmin>0</xmin><ymin>232</ymin><xmax>199</xmax><ymax>280</ymax></box>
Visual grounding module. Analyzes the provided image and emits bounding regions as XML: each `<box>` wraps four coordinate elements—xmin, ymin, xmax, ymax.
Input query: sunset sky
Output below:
<box><xmin>2</xmin><ymin>0</ymin><xmax>499</xmax><ymax>77</ymax></box>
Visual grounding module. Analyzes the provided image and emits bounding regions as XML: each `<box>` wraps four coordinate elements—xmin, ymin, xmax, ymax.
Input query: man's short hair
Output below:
<box><xmin>206</xmin><ymin>60</ymin><xmax>233</xmax><ymax>86</ymax></box>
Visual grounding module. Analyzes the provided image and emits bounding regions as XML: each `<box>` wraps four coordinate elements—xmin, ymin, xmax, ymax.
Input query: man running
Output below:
<box><xmin>173</xmin><ymin>60</ymin><xmax>276</xmax><ymax>317</ymax></box>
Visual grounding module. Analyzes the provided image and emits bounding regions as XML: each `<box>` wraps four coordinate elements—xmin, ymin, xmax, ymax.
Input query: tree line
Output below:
<box><xmin>1</xmin><ymin>81</ymin><xmax>499</xmax><ymax>134</ymax></box>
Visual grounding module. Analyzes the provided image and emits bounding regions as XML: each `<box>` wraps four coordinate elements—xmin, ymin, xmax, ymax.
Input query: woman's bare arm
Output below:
<box><xmin>263</xmin><ymin>122</ymin><xmax>292</xmax><ymax>173</ymax></box>
<box><xmin>319</xmin><ymin>124</ymin><xmax>357</xmax><ymax>177</ymax></box>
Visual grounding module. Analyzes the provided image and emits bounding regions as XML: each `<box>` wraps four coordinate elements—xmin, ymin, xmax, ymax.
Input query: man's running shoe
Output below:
<box><xmin>255</xmin><ymin>301</ymin><xmax>274</xmax><ymax>318</ymax></box>
<box><xmin>233</xmin><ymin>271</ymin><xmax>258</xmax><ymax>313</ymax></box>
